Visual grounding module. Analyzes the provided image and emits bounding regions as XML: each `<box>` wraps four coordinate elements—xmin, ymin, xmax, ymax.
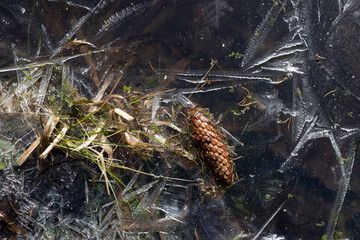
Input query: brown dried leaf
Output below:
<box><xmin>106</xmin><ymin>120</ymin><xmax>128</xmax><ymax>131</ymax></box>
<box><xmin>124</xmin><ymin>132</ymin><xmax>163</xmax><ymax>152</ymax></box>
<box><xmin>98</xmin><ymin>134</ymin><xmax>113</xmax><ymax>161</ymax></box>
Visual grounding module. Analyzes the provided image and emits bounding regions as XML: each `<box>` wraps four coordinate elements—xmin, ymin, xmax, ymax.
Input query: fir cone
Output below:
<box><xmin>188</xmin><ymin>106</ymin><xmax>235</xmax><ymax>186</ymax></box>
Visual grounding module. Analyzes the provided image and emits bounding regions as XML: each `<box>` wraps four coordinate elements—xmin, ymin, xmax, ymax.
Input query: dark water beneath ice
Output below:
<box><xmin>0</xmin><ymin>0</ymin><xmax>359</xmax><ymax>239</ymax></box>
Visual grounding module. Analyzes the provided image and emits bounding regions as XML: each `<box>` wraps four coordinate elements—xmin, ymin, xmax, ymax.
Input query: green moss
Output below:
<box><xmin>123</xmin><ymin>85</ymin><xmax>131</xmax><ymax>93</ymax></box>
<box><xmin>287</xmin><ymin>193</ymin><xmax>293</xmax><ymax>199</ymax></box>
<box><xmin>265</xmin><ymin>194</ymin><xmax>271</xmax><ymax>201</ymax></box>
<box><xmin>334</xmin><ymin>231</ymin><xmax>343</xmax><ymax>240</ymax></box>
<box><xmin>316</xmin><ymin>221</ymin><xmax>325</xmax><ymax>227</ymax></box>
<box><xmin>341</xmin><ymin>156</ymin><xmax>349</xmax><ymax>163</ymax></box>
<box><xmin>231</xmin><ymin>109</ymin><xmax>244</xmax><ymax>115</ymax></box>
<box><xmin>150</xmin><ymin>124</ymin><xmax>160</xmax><ymax>134</ymax></box>
<box><xmin>229</xmin><ymin>51</ymin><xmax>244</xmax><ymax>59</ymax></box>
<box><xmin>0</xmin><ymin>159</ymin><xmax>6</xmax><ymax>170</ymax></box>
<box><xmin>231</xmin><ymin>194</ymin><xmax>250</xmax><ymax>215</ymax></box>
<box><xmin>143</xmin><ymin>76</ymin><xmax>160</xmax><ymax>89</ymax></box>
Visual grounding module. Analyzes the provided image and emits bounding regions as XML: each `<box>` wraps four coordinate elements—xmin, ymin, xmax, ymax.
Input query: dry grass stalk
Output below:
<box><xmin>39</xmin><ymin>125</ymin><xmax>69</xmax><ymax>159</ymax></box>
<box><xmin>17</xmin><ymin>138</ymin><xmax>40</xmax><ymax>166</ymax></box>
<box><xmin>75</xmin><ymin>126</ymin><xmax>103</xmax><ymax>151</ymax></box>
<box><xmin>41</xmin><ymin>115</ymin><xmax>60</xmax><ymax>150</ymax></box>
<box><xmin>114</xmin><ymin>108</ymin><xmax>134</xmax><ymax>121</ymax></box>
<box><xmin>98</xmin><ymin>134</ymin><xmax>114</xmax><ymax>164</ymax></box>
<box><xmin>94</xmin><ymin>148</ymin><xmax>111</xmax><ymax>195</ymax></box>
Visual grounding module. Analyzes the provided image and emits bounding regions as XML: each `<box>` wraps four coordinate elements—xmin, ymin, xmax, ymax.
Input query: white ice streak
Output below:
<box><xmin>337</xmin><ymin>126</ymin><xmax>360</xmax><ymax>142</ymax></box>
<box><xmin>155</xmin><ymin>204</ymin><xmax>185</xmax><ymax>224</ymax></box>
<box><xmin>133</xmin><ymin>180</ymin><xmax>166</xmax><ymax>217</ymax></box>
<box><xmin>280</xmin><ymin>115</ymin><xmax>318</xmax><ymax>171</ymax></box>
<box><xmin>11</xmin><ymin>43</ymin><xmax>24</xmax><ymax>85</ymax></box>
<box><xmin>65</xmin><ymin>1</ymin><xmax>93</xmax><ymax>11</ymax></box>
<box><xmin>0</xmin><ymin>67</ymin><xmax>43</xmax><ymax>108</ymax></box>
<box><xmin>261</xmin><ymin>65</ymin><xmax>305</xmax><ymax>75</ymax></box>
<box><xmin>180</xmin><ymin>74</ymin><xmax>273</xmax><ymax>83</ymax></box>
<box><xmin>279</xmin><ymin>107</ymin><xmax>357</xmax><ymax>239</ymax></box>
<box><xmin>51</xmin><ymin>0</ymin><xmax>106</xmax><ymax>57</ymax></box>
<box><xmin>123</xmin><ymin>171</ymin><xmax>141</xmax><ymax>196</ymax></box>
<box><xmin>0</xmin><ymin>50</ymin><xmax>103</xmax><ymax>74</ymax></box>
<box><xmin>41</xmin><ymin>24</ymin><xmax>55</xmax><ymax>52</ymax></box>
<box><xmin>11</xmin><ymin>44</ymin><xmax>33</xmax><ymax>112</ymax></box>
<box><xmin>251</xmin><ymin>200</ymin><xmax>287</xmax><ymax>240</ymax></box>
<box><xmin>220</xmin><ymin>126</ymin><xmax>244</xmax><ymax>147</ymax></box>
<box><xmin>123</xmin><ymin>180</ymin><xmax>160</xmax><ymax>202</ymax></box>
<box><xmin>61</xmin><ymin>63</ymin><xmax>71</xmax><ymax>89</ymax></box>
<box><xmin>244</xmin><ymin>46</ymin><xmax>307</xmax><ymax>71</ymax></box>
<box><xmin>200</xmin><ymin>0</ymin><xmax>233</xmax><ymax>30</ymax></box>
<box><xmin>179</xmin><ymin>84</ymin><xmax>244</xmax><ymax>94</ymax></box>
<box><xmin>95</xmin><ymin>2</ymin><xmax>151</xmax><ymax>39</ymax></box>
<box><xmin>331</xmin><ymin>0</ymin><xmax>359</xmax><ymax>28</ymax></box>
<box><xmin>325</xmin><ymin>138</ymin><xmax>356</xmax><ymax>238</ymax></box>
<box><xmin>35</xmin><ymin>65</ymin><xmax>53</xmax><ymax>113</ymax></box>
<box><xmin>151</xmin><ymin>95</ymin><xmax>160</xmax><ymax>121</ymax></box>
<box><xmin>242</xmin><ymin>4</ymin><xmax>283</xmax><ymax>67</ymax></box>
<box><xmin>174</xmin><ymin>70</ymin><xmax>276</xmax><ymax>85</ymax></box>
<box><xmin>172</xmin><ymin>93</ymin><xmax>195</xmax><ymax>108</ymax></box>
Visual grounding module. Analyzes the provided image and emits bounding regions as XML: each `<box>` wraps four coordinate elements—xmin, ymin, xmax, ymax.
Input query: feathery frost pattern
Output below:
<box><xmin>200</xmin><ymin>0</ymin><xmax>233</xmax><ymax>29</ymax></box>
<box><xmin>242</xmin><ymin>4</ymin><xmax>282</xmax><ymax>67</ymax></box>
<box><xmin>96</xmin><ymin>2</ymin><xmax>150</xmax><ymax>38</ymax></box>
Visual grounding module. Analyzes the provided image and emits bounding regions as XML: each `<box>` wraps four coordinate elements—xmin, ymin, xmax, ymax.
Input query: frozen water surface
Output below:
<box><xmin>0</xmin><ymin>0</ymin><xmax>359</xmax><ymax>239</ymax></box>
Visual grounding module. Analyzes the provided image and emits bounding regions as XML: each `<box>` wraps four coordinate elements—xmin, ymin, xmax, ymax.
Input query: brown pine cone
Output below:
<box><xmin>188</xmin><ymin>106</ymin><xmax>236</xmax><ymax>186</ymax></box>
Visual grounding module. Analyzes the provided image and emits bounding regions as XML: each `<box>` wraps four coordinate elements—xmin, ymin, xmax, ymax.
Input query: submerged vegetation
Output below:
<box><xmin>1</xmin><ymin>51</ymin><xmax>239</xmax><ymax>237</ymax></box>
<box><xmin>1</xmin><ymin>0</ymin><xmax>359</xmax><ymax>239</ymax></box>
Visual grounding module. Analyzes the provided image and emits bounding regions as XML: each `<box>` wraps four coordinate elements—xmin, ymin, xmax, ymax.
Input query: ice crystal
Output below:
<box><xmin>199</xmin><ymin>0</ymin><xmax>233</xmax><ymax>30</ymax></box>
<box><xmin>95</xmin><ymin>2</ymin><xmax>151</xmax><ymax>39</ymax></box>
